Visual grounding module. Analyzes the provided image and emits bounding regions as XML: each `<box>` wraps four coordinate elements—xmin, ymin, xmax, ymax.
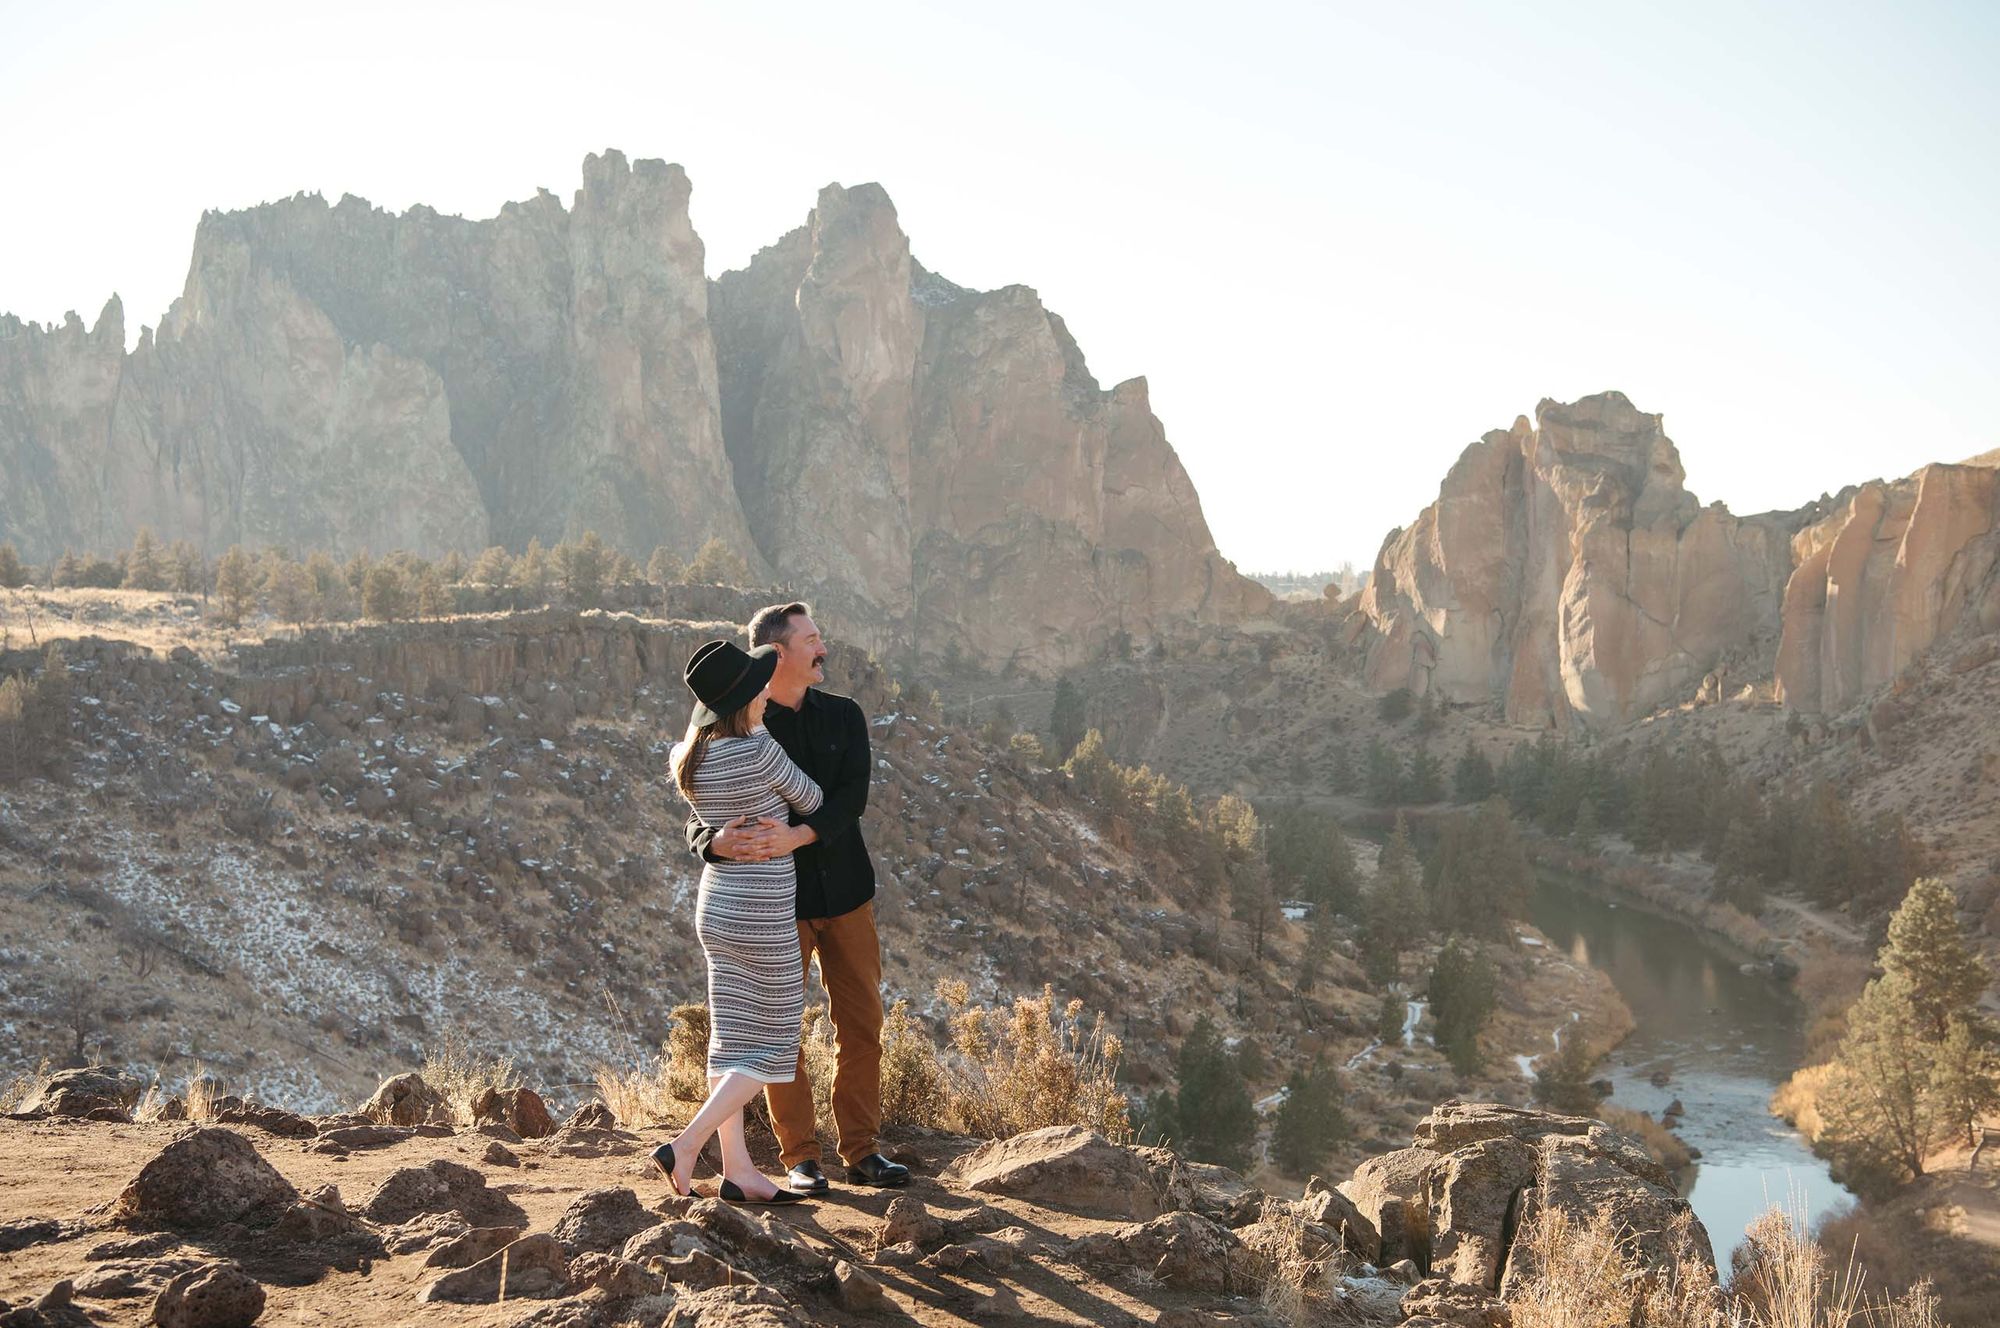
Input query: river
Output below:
<box><xmin>1528</xmin><ymin>875</ymin><xmax>1851</xmax><ymax>1264</ymax></box>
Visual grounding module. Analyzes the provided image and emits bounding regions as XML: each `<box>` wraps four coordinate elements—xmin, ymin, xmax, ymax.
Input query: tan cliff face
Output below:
<box><xmin>1775</xmin><ymin>459</ymin><xmax>2000</xmax><ymax>712</ymax></box>
<box><xmin>0</xmin><ymin>151</ymin><xmax>1267</xmax><ymax>670</ymax></box>
<box><xmin>1356</xmin><ymin>392</ymin><xmax>1802</xmax><ymax>731</ymax></box>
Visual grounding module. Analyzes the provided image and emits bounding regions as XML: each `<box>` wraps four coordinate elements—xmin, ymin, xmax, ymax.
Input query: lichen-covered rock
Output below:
<box><xmin>1338</xmin><ymin>1146</ymin><xmax>1433</xmax><ymax>1265</ymax></box>
<box><xmin>150</xmin><ymin>1262</ymin><xmax>265</xmax><ymax>1328</ymax></box>
<box><xmin>113</xmin><ymin>1129</ymin><xmax>299</xmax><ymax>1229</ymax></box>
<box><xmin>939</xmin><ymin>1125</ymin><xmax>1193</xmax><ymax>1220</ymax></box>
<box><xmin>1064</xmin><ymin>1211</ymin><xmax>1257</xmax><ymax>1292</ymax></box>
<box><xmin>361</xmin><ymin>1158</ymin><xmax>527</xmax><ymax>1228</ymax></box>
<box><xmin>418</xmin><ymin>1233</ymin><xmax>571</xmax><ymax>1304</ymax></box>
<box><xmin>1424</xmin><ymin>1137</ymin><xmax>1539</xmax><ymax>1289</ymax></box>
<box><xmin>551</xmin><ymin>1187</ymin><xmax>658</xmax><ymax>1256</ymax></box>
<box><xmin>662</xmin><ymin>1284</ymin><xmax>807</xmax><ymax>1327</ymax></box>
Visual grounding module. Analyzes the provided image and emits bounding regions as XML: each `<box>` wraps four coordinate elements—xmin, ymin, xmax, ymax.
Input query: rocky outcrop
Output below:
<box><xmin>0</xmin><ymin>152</ymin><xmax>1266</xmax><ymax>671</ymax></box>
<box><xmin>939</xmin><ymin>1124</ymin><xmax>1196</xmax><ymax>1220</ymax></box>
<box><xmin>1775</xmin><ymin>460</ymin><xmax>2000</xmax><ymax>712</ymax></box>
<box><xmin>1355</xmin><ymin>393</ymin><xmax>1803</xmax><ymax>730</ymax></box>
<box><xmin>113</xmin><ymin>1129</ymin><xmax>300</xmax><ymax>1229</ymax></box>
<box><xmin>1335</xmin><ymin>1101</ymin><xmax>1712</xmax><ymax>1294</ymax></box>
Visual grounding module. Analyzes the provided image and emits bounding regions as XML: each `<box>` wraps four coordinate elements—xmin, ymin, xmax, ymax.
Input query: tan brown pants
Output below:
<box><xmin>766</xmin><ymin>900</ymin><xmax>882</xmax><ymax>1168</ymax></box>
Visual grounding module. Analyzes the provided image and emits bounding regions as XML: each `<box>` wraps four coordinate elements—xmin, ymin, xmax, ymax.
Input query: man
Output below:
<box><xmin>685</xmin><ymin>602</ymin><xmax>909</xmax><ymax>1192</ymax></box>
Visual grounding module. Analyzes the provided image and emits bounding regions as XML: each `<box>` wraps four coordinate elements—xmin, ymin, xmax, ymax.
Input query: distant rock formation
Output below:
<box><xmin>0</xmin><ymin>151</ymin><xmax>1266</xmax><ymax>670</ymax></box>
<box><xmin>1355</xmin><ymin>392</ymin><xmax>1802</xmax><ymax>730</ymax></box>
<box><xmin>1775</xmin><ymin>459</ymin><xmax>2000</xmax><ymax>712</ymax></box>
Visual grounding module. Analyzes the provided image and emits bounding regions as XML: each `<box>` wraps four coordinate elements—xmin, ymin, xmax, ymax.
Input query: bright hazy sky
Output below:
<box><xmin>3</xmin><ymin>0</ymin><xmax>1995</xmax><ymax>572</ymax></box>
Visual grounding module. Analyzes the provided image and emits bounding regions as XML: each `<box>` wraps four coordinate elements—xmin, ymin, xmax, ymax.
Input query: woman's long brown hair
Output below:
<box><xmin>672</xmin><ymin>702</ymin><xmax>758</xmax><ymax>799</ymax></box>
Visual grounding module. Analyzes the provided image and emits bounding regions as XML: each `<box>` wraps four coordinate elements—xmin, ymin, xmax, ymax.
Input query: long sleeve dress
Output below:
<box><xmin>673</xmin><ymin>730</ymin><xmax>823</xmax><ymax>1082</ymax></box>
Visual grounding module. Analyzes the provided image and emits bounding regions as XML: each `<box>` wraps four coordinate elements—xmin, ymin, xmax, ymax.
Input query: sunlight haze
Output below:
<box><xmin>2</xmin><ymin>0</ymin><xmax>1994</xmax><ymax>572</ymax></box>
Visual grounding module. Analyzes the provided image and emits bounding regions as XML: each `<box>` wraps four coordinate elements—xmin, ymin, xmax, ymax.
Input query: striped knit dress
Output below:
<box><xmin>675</xmin><ymin>730</ymin><xmax>823</xmax><ymax>1083</ymax></box>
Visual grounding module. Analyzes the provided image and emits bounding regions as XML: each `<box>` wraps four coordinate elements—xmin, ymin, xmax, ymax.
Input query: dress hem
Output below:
<box><xmin>705</xmin><ymin>1065</ymin><xmax>799</xmax><ymax>1086</ymax></box>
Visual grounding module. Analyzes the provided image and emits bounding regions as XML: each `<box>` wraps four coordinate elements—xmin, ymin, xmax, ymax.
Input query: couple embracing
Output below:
<box><xmin>649</xmin><ymin>602</ymin><xmax>910</xmax><ymax>1204</ymax></box>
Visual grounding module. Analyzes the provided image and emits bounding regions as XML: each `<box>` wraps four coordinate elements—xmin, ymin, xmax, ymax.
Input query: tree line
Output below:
<box><xmin>0</xmin><ymin>530</ymin><xmax>758</xmax><ymax>626</ymax></box>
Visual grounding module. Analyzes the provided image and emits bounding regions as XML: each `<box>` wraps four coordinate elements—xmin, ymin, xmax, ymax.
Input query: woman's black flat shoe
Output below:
<box><xmin>650</xmin><ymin>1143</ymin><xmax>692</xmax><ymax>1197</ymax></box>
<box><xmin>719</xmin><ymin>1178</ymin><xmax>808</xmax><ymax>1205</ymax></box>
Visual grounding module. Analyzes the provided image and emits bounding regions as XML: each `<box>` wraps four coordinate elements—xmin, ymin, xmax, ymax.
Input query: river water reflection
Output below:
<box><xmin>1529</xmin><ymin>875</ymin><xmax>1851</xmax><ymax>1264</ymax></box>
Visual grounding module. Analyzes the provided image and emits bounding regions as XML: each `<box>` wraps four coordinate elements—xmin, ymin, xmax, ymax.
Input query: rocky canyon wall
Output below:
<box><xmin>1354</xmin><ymin>392</ymin><xmax>1804</xmax><ymax>731</ymax></box>
<box><xmin>0</xmin><ymin>151</ymin><xmax>1267</xmax><ymax>670</ymax></box>
<box><xmin>1774</xmin><ymin>460</ymin><xmax>2000</xmax><ymax>712</ymax></box>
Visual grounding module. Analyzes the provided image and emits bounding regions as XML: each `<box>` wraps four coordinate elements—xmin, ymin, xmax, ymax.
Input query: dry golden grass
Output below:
<box><xmin>183</xmin><ymin>1064</ymin><xmax>222</xmax><ymax>1124</ymax></box>
<box><xmin>1771</xmin><ymin>1063</ymin><xmax>1836</xmax><ymax>1145</ymax></box>
<box><xmin>418</xmin><ymin>1031</ymin><xmax>520</xmax><ymax>1126</ymax></box>
<box><xmin>0</xmin><ymin>1058</ymin><xmax>51</xmax><ymax>1113</ymax></box>
<box><xmin>590</xmin><ymin>1003</ymin><xmax>710</xmax><ymax>1128</ymax></box>
<box><xmin>1253</xmin><ymin>1207</ymin><xmax>1372</xmax><ymax>1326</ymax></box>
<box><xmin>1504</xmin><ymin>1193</ymin><xmax>1951</xmax><ymax>1328</ymax></box>
<box><xmin>1602</xmin><ymin>1105</ymin><xmax>1694</xmax><ymax>1174</ymax></box>
<box><xmin>939</xmin><ymin>981</ymin><xmax>1131</xmax><ymax>1142</ymax></box>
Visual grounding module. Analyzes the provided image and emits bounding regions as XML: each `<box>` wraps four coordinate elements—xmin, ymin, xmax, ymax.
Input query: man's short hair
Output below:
<box><xmin>749</xmin><ymin>602</ymin><xmax>812</xmax><ymax>648</ymax></box>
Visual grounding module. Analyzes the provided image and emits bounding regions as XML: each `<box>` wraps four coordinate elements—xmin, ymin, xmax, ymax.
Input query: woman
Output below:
<box><xmin>651</xmin><ymin>639</ymin><xmax>822</xmax><ymax>1204</ymax></box>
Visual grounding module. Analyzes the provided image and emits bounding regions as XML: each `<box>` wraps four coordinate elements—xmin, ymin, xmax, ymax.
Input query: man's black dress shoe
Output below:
<box><xmin>786</xmin><ymin>1160</ymin><xmax>831</xmax><ymax>1194</ymax></box>
<box><xmin>846</xmin><ymin>1153</ymin><xmax>911</xmax><ymax>1187</ymax></box>
<box><xmin>719</xmin><ymin>1178</ymin><xmax>808</xmax><ymax>1205</ymax></box>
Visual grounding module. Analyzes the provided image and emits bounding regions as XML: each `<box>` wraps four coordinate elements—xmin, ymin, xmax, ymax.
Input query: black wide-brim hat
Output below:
<box><xmin>685</xmin><ymin>639</ymin><xmax>779</xmax><ymax>726</ymax></box>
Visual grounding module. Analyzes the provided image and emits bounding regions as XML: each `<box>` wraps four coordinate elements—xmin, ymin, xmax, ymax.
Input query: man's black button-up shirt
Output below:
<box><xmin>684</xmin><ymin>687</ymin><xmax>877</xmax><ymax>921</ymax></box>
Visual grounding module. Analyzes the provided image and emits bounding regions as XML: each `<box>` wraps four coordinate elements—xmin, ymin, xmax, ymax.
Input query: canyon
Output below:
<box><xmin>0</xmin><ymin>151</ymin><xmax>1267</xmax><ymax>673</ymax></box>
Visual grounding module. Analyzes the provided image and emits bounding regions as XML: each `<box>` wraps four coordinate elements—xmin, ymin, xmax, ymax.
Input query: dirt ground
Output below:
<box><xmin>0</xmin><ymin>1115</ymin><xmax>1268</xmax><ymax>1327</ymax></box>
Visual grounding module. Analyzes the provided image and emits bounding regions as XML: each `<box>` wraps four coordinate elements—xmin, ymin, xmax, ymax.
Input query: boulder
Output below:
<box><xmin>566</xmin><ymin>1253</ymin><xmax>665</xmax><ymax>1299</ymax></box>
<box><xmin>150</xmin><ymin>1262</ymin><xmax>265</xmax><ymax>1328</ymax></box>
<box><xmin>683</xmin><ymin>1199</ymin><xmax>827</xmax><ymax>1273</ymax></box>
<box><xmin>662</xmin><ymin>1285</ymin><xmax>807</xmax><ymax>1327</ymax></box>
<box><xmin>1296</xmin><ymin>1183</ymin><xmax>1380</xmax><ymax>1259</ymax></box>
<box><xmin>113</xmin><ymin>1129</ymin><xmax>299</xmax><ymax>1229</ymax></box>
<box><xmin>418</xmin><ymin>1233</ymin><xmax>571</xmax><ymax>1304</ymax></box>
<box><xmin>18</xmin><ymin>1067</ymin><xmax>145</xmax><ymax>1120</ymax></box>
<box><xmin>1401</xmin><ymin>1277</ymin><xmax>1513</xmax><ymax>1328</ymax></box>
<box><xmin>551</xmin><ymin>1187</ymin><xmax>659</xmax><ymax>1256</ymax></box>
<box><xmin>359</xmin><ymin>1072</ymin><xmax>450</xmax><ymax>1126</ymax></box>
<box><xmin>1425</xmin><ymin>1137</ymin><xmax>1538</xmax><ymax>1289</ymax></box>
<box><xmin>470</xmin><ymin>1086</ymin><xmax>554</xmax><ymax>1139</ymax></box>
<box><xmin>1339</xmin><ymin>1146</ymin><xmax>1432</xmax><ymax>1265</ymax></box>
<box><xmin>1065</xmin><ymin>1212</ymin><xmax>1257</xmax><ymax>1292</ymax></box>
<box><xmin>361</xmin><ymin>1159</ymin><xmax>527</xmax><ymax>1228</ymax></box>
<box><xmin>938</xmin><ymin>1125</ymin><xmax>1192</xmax><ymax>1220</ymax></box>
<box><xmin>1499</xmin><ymin>1136</ymin><xmax>1715</xmax><ymax>1294</ymax></box>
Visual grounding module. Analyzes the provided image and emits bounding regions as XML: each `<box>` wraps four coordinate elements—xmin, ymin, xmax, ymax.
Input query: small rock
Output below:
<box><xmin>307</xmin><ymin>1124</ymin><xmax>412</xmax><ymax>1153</ymax></box>
<box><xmin>622</xmin><ymin>1221</ymin><xmax>712</xmax><ymax>1263</ymax></box>
<box><xmin>1387</xmin><ymin>1257</ymin><xmax>1424</xmax><ymax>1284</ymax></box>
<box><xmin>0</xmin><ymin>1220</ymin><xmax>65</xmax><ymax>1254</ymax></box>
<box><xmin>924</xmin><ymin>1238</ymin><xmax>1013</xmax><ymax>1273</ymax></box>
<box><xmin>481</xmin><ymin>1141</ymin><xmax>519</xmax><ymax>1167</ymax></box>
<box><xmin>473</xmin><ymin>1121</ymin><xmax>523</xmax><ymax>1145</ymax></box>
<box><xmin>84</xmin><ymin>1232</ymin><xmax>180</xmax><ymax>1262</ymax></box>
<box><xmin>214</xmin><ymin>1102</ymin><xmax>316</xmax><ymax>1139</ymax></box>
<box><xmin>877</xmin><ymin>1195</ymin><xmax>941</xmax><ymax>1249</ymax></box>
<box><xmin>832</xmin><ymin>1259</ymin><xmax>886</xmax><ymax>1311</ymax></box>
<box><xmin>72</xmin><ymin>1257</ymin><xmax>202</xmax><ymax>1300</ymax></box>
<box><xmin>380</xmin><ymin>1212</ymin><xmax>470</xmax><ymax>1256</ymax></box>
<box><xmin>564</xmin><ymin>1102</ymin><xmax>618</xmax><ymax>1131</ymax></box>
<box><xmin>114</xmin><ymin>1128</ymin><xmax>300</xmax><ymax>1230</ymax></box>
<box><xmin>938</xmin><ymin>1124</ymin><xmax>1193</xmax><ymax>1220</ymax></box>
<box><xmin>870</xmin><ymin>1241</ymin><xmax>924</xmax><ymax>1268</ymax></box>
<box><xmin>151</xmin><ymin>1262</ymin><xmax>266</xmax><ymax>1328</ymax></box>
<box><xmin>418</xmin><ymin>1233</ymin><xmax>571</xmax><ymax>1304</ymax></box>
